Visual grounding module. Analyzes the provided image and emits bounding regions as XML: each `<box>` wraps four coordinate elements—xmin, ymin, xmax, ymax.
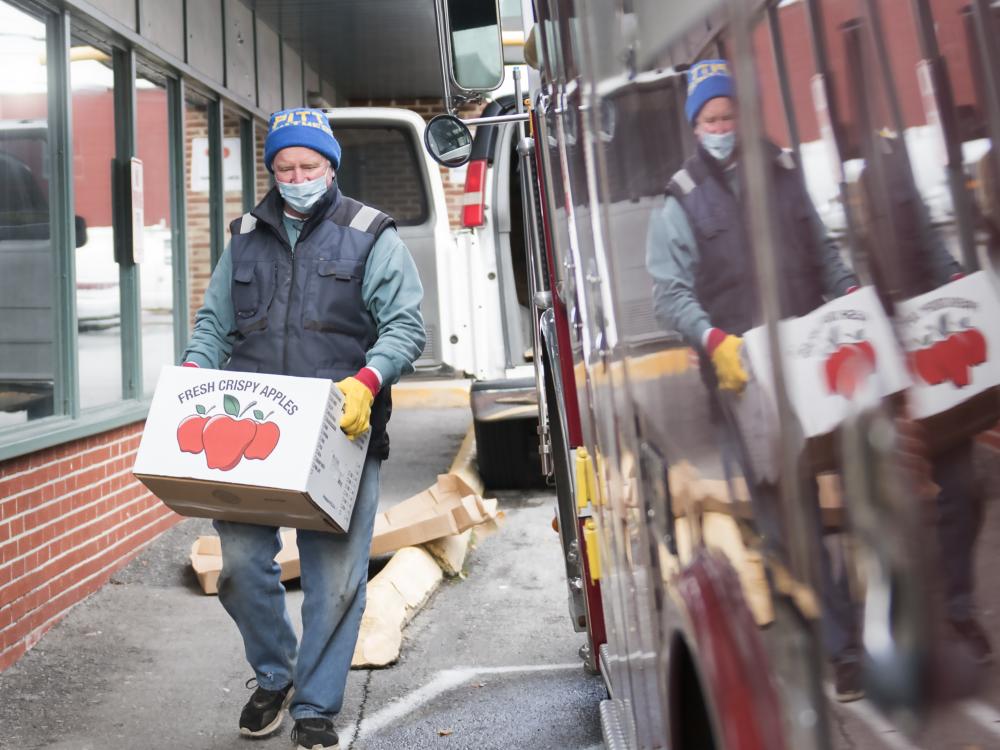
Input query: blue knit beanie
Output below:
<box><xmin>264</xmin><ymin>108</ymin><xmax>342</xmax><ymax>172</ymax></box>
<box><xmin>685</xmin><ymin>59</ymin><xmax>734</xmax><ymax>125</ymax></box>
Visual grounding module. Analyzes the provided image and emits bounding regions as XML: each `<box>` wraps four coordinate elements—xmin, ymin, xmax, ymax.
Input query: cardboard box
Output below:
<box><xmin>743</xmin><ymin>286</ymin><xmax>910</xmax><ymax>439</ymax></box>
<box><xmin>133</xmin><ymin>366</ymin><xmax>369</xmax><ymax>533</ymax></box>
<box><xmin>895</xmin><ymin>272</ymin><xmax>1000</xmax><ymax>419</ymax></box>
<box><xmin>893</xmin><ymin>273</ymin><xmax>1000</xmax><ymax>454</ymax></box>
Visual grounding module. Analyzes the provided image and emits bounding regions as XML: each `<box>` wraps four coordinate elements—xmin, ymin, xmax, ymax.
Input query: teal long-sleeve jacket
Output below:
<box><xmin>181</xmin><ymin>215</ymin><xmax>426</xmax><ymax>386</ymax></box>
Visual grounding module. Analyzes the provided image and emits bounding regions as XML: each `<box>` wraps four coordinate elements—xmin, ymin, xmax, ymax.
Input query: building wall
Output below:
<box><xmin>0</xmin><ymin>426</ymin><xmax>178</xmax><ymax>673</ymax></box>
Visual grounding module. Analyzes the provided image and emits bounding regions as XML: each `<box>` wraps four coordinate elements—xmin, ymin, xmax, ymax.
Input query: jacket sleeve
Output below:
<box><xmin>181</xmin><ymin>245</ymin><xmax>236</xmax><ymax>368</ymax></box>
<box><xmin>362</xmin><ymin>227</ymin><xmax>427</xmax><ymax>385</ymax></box>
<box><xmin>645</xmin><ymin>195</ymin><xmax>714</xmax><ymax>348</ymax></box>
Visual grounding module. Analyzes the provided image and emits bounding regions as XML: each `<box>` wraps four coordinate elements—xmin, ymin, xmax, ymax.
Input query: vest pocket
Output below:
<box><xmin>303</xmin><ymin>259</ymin><xmax>367</xmax><ymax>333</ymax></box>
<box><xmin>232</xmin><ymin>261</ymin><xmax>276</xmax><ymax>333</ymax></box>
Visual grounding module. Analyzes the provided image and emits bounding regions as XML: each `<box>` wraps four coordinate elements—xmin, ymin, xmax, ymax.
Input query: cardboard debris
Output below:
<box><xmin>370</xmin><ymin>474</ymin><xmax>499</xmax><ymax>556</ymax></box>
<box><xmin>189</xmin><ymin>474</ymin><xmax>502</xmax><ymax>594</ymax></box>
<box><xmin>190</xmin><ymin>529</ymin><xmax>300</xmax><ymax>595</ymax></box>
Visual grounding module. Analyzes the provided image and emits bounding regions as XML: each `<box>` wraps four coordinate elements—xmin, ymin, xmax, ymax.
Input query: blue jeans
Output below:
<box><xmin>932</xmin><ymin>439</ymin><xmax>981</xmax><ymax>622</ymax></box>
<box><xmin>213</xmin><ymin>454</ymin><xmax>381</xmax><ymax>721</ymax></box>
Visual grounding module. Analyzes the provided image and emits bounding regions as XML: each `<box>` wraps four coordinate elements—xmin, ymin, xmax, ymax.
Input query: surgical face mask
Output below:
<box><xmin>277</xmin><ymin>169</ymin><xmax>330</xmax><ymax>214</ymax></box>
<box><xmin>700</xmin><ymin>130</ymin><xmax>736</xmax><ymax>162</ymax></box>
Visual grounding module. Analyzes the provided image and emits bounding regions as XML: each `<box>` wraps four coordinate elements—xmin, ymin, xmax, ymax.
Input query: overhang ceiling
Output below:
<box><xmin>248</xmin><ymin>0</ymin><xmax>445</xmax><ymax>101</ymax></box>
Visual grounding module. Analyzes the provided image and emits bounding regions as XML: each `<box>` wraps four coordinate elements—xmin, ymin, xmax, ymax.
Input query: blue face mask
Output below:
<box><xmin>700</xmin><ymin>130</ymin><xmax>736</xmax><ymax>162</ymax></box>
<box><xmin>277</xmin><ymin>170</ymin><xmax>330</xmax><ymax>214</ymax></box>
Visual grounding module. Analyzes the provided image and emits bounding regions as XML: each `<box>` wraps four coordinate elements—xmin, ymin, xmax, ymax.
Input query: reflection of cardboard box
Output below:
<box><xmin>190</xmin><ymin>530</ymin><xmax>300</xmax><ymax>595</ymax></box>
<box><xmin>744</xmin><ymin>286</ymin><xmax>909</xmax><ymax>440</ymax></box>
<box><xmin>895</xmin><ymin>273</ymin><xmax>1000</xmax><ymax>453</ymax></box>
<box><xmin>371</xmin><ymin>474</ymin><xmax>497</xmax><ymax>556</ymax></box>
<box><xmin>134</xmin><ymin>366</ymin><xmax>369</xmax><ymax>533</ymax></box>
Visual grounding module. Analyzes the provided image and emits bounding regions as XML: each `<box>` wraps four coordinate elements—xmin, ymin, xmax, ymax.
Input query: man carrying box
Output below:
<box><xmin>181</xmin><ymin>108</ymin><xmax>426</xmax><ymax>750</ymax></box>
<box><xmin>645</xmin><ymin>60</ymin><xmax>865</xmax><ymax>700</ymax></box>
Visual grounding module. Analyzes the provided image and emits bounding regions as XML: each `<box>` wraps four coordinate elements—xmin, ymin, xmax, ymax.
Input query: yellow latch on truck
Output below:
<box><xmin>583</xmin><ymin>518</ymin><xmax>600</xmax><ymax>583</ymax></box>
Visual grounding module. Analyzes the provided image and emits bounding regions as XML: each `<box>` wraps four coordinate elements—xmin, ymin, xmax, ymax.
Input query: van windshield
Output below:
<box><xmin>334</xmin><ymin>125</ymin><xmax>429</xmax><ymax>226</ymax></box>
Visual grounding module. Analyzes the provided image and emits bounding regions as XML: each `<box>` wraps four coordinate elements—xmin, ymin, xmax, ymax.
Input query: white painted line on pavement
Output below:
<box><xmin>961</xmin><ymin>700</ymin><xmax>1000</xmax><ymax>740</ymax></box>
<box><xmin>826</xmin><ymin>689</ymin><xmax>924</xmax><ymax>750</ymax></box>
<box><xmin>344</xmin><ymin>663</ymin><xmax>583</xmax><ymax>745</ymax></box>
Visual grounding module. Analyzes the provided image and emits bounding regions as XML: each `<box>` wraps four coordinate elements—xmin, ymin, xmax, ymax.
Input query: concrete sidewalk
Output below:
<box><xmin>0</xmin><ymin>400</ymin><xmax>476</xmax><ymax>750</ymax></box>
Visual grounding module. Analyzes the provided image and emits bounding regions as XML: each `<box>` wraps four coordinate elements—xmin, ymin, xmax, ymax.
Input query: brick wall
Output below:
<box><xmin>346</xmin><ymin>97</ymin><xmax>486</xmax><ymax>231</ymax></box>
<box><xmin>0</xmin><ymin>425</ymin><xmax>179</xmax><ymax>672</ymax></box>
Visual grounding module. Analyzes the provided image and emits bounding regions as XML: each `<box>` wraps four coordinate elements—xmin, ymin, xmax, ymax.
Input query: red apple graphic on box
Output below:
<box><xmin>823</xmin><ymin>329</ymin><xmax>876</xmax><ymax>398</ymax></box>
<box><xmin>176</xmin><ymin>403</ymin><xmax>215</xmax><ymax>454</ymax></box>
<box><xmin>244</xmin><ymin>409</ymin><xmax>281</xmax><ymax>460</ymax></box>
<box><xmin>202</xmin><ymin>395</ymin><xmax>258</xmax><ymax>471</ymax></box>
<box><xmin>955</xmin><ymin>323</ymin><xmax>987</xmax><ymax>366</ymax></box>
<box><xmin>913</xmin><ymin>346</ymin><xmax>946</xmax><ymax>385</ymax></box>
<box><xmin>910</xmin><ymin>314</ymin><xmax>987</xmax><ymax>388</ymax></box>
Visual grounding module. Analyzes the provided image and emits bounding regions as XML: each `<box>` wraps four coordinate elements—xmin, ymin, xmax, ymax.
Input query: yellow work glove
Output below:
<box><xmin>336</xmin><ymin>376</ymin><xmax>374</xmax><ymax>439</ymax></box>
<box><xmin>709</xmin><ymin>334</ymin><xmax>749</xmax><ymax>393</ymax></box>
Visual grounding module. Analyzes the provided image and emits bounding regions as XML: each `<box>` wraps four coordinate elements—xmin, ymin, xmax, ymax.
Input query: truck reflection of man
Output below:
<box><xmin>644</xmin><ymin>60</ymin><xmax>865</xmax><ymax>701</ymax></box>
<box><xmin>859</xmin><ymin>135</ymin><xmax>991</xmax><ymax>665</ymax></box>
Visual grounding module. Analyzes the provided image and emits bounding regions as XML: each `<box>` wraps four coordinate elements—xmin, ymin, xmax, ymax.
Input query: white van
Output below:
<box><xmin>327</xmin><ymin>108</ymin><xmax>455</xmax><ymax>371</ymax></box>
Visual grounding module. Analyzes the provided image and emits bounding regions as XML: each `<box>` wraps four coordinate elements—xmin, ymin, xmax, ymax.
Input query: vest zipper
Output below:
<box><xmin>282</xmin><ymin>245</ymin><xmax>296</xmax><ymax>374</ymax></box>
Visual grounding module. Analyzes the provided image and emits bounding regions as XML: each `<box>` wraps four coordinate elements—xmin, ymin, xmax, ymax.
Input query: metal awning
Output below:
<box><xmin>248</xmin><ymin>0</ymin><xmax>444</xmax><ymax>101</ymax></box>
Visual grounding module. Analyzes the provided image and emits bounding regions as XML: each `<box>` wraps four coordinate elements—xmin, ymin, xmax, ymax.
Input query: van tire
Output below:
<box><xmin>474</xmin><ymin>416</ymin><xmax>545</xmax><ymax>490</ymax></box>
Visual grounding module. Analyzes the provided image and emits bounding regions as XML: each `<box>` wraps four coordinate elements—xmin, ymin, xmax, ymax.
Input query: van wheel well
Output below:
<box><xmin>670</xmin><ymin>636</ymin><xmax>719</xmax><ymax>750</ymax></box>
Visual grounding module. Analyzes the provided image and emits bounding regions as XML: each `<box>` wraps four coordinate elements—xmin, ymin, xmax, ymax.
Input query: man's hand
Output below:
<box><xmin>336</xmin><ymin>374</ymin><xmax>376</xmax><ymax>439</ymax></box>
<box><xmin>707</xmin><ymin>331</ymin><xmax>749</xmax><ymax>392</ymax></box>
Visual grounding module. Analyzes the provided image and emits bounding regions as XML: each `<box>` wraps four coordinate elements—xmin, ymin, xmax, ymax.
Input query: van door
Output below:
<box><xmin>330</xmin><ymin>109</ymin><xmax>451</xmax><ymax>369</ymax></box>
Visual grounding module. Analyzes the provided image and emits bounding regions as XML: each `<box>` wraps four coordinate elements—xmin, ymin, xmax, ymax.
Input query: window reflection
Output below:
<box><xmin>0</xmin><ymin>3</ymin><xmax>54</xmax><ymax>426</ymax></box>
<box><xmin>223</xmin><ymin>108</ymin><xmax>245</xmax><ymax>228</ymax></box>
<box><xmin>71</xmin><ymin>38</ymin><xmax>123</xmax><ymax>410</ymax></box>
<box><xmin>185</xmin><ymin>95</ymin><xmax>212</xmax><ymax>329</ymax></box>
<box><xmin>137</xmin><ymin>71</ymin><xmax>175</xmax><ymax>396</ymax></box>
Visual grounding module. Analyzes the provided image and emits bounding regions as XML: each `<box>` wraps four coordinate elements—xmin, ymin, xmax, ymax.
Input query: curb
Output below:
<box><xmin>392</xmin><ymin>378</ymin><xmax>471</xmax><ymax>409</ymax></box>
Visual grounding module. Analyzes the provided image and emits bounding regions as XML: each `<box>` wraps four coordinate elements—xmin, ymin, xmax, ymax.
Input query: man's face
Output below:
<box><xmin>272</xmin><ymin>146</ymin><xmax>334</xmax><ymax>185</ymax></box>
<box><xmin>693</xmin><ymin>96</ymin><xmax>737</xmax><ymax>138</ymax></box>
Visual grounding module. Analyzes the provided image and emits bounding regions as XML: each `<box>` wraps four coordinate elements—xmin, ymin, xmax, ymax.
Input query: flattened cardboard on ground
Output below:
<box><xmin>190</xmin><ymin>530</ymin><xmax>300</xmax><ymax>595</ymax></box>
<box><xmin>370</xmin><ymin>473</ymin><xmax>498</xmax><ymax>556</ymax></box>
<box><xmin>134</xmin><ymin>366</ymin><xmax>369</xmax><ymax>533</ymax></box>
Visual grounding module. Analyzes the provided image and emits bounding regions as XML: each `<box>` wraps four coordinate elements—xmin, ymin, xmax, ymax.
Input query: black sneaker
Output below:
<box><xmin>239</xmin><ymin>678</ymin><xmax>294</xmax><ymax>737</ymax></box>
<box><xmin>951</xmin><ymin>618</ymin><xmax>994</xmax><ymax>665</ymax></box>
<box><xmin>291</xmin><ymin>718</ymin><xmax>340</xmax><ymax>750</ymax></box>
<box><xmin>833</xmin><ymin>659</ymin><xmax>864</xmax><ymax>702</ymax></box>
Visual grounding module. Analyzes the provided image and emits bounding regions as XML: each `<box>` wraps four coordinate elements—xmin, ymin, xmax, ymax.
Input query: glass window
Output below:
<box><xmin>0</xmin><ymin>3</ymin><xmax>54</xmax><ymax>426</ymax></box>
<box><xmin>71</xmin><ymin>37</ymin><xmax>122</xmax><ymax>410</ymax></box>
<box><xmin>184</xmin><ymin>94</ymin><xmax>212</xmax><ymax>329</ymax></box>
<box><xmin>335</xmin><ymin>126</ymin><xmax>429</xmax><ymax>225</ymax></box>
<box><xmin>223</xmin><ymin>107</ymin><xmax>245</xmax><ymax>228</ymax></box>
<box><xmin>137</xmin><ymin>69</ymin><xmax>176</xmax><ymax>395</ymax></box>
<box><xmin>254</xmin><ymin>120</ymin><xmax>270</xmax><ymax>204</ymax></box>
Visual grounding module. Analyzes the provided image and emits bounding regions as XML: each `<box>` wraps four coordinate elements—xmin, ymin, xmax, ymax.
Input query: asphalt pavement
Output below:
<box><xmin>0</xmin><ymin>396</ymin><xmax>605</xmax><ymax>750</ymax></box>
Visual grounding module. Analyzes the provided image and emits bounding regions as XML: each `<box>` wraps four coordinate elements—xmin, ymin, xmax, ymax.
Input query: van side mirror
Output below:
<box><xmin>435</xmin><ymin>0</ymin><xmax>504</xmax><ymax>99</ymax></box>
<box><xmin>424</xmin><ymin>115</ymin><xmax>474</xmax><ymax>168</ymax></box>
